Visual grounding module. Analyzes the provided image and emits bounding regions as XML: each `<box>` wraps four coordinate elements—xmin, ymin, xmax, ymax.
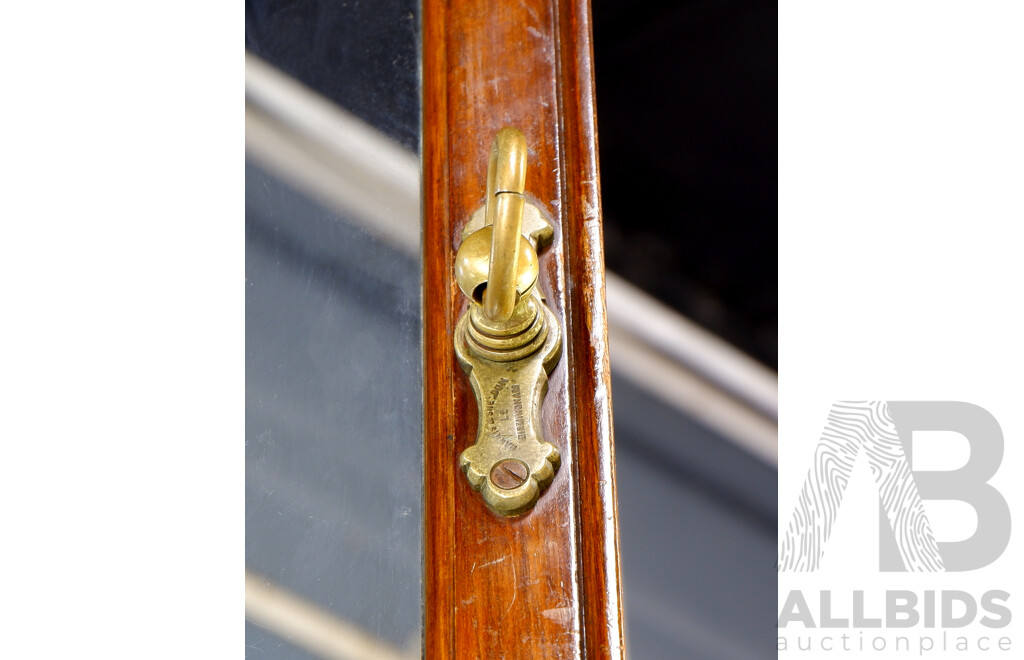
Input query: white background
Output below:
<box><xmin>2</xmin><ymin>2</ymin><xmax>237</xmax><ymax>657</ymax></box>
<box><xmin>779</xmin><ymin>1</ymin><xmax>1024</xmax><ymax>657</ymax></box>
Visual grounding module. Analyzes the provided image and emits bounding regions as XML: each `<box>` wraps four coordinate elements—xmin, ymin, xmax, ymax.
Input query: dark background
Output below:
<box><xmin>245</xmin><ymin>0</ymin><xmax>777</xmax><ymax>368</ymax></box>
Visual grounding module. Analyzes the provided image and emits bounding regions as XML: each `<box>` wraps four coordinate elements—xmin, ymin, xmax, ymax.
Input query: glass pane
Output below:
<box><xmin>245</xmin><ymin>159</ymin><xmax>421</xmax><ymax>657</ymax></box>
<box><xmin>245</xmin><ymin>0</ymin><xmax>419</xmax><ymax>150</ymax></box>
<box><xmin>611</xmin><ymin>375</ymin><xmax>775</xmax><ymax>660</ymax></box>
<box><xmin>245</xmin><ymin>2</ymin><xmax>421</xmax><ymax>657</ymax></box>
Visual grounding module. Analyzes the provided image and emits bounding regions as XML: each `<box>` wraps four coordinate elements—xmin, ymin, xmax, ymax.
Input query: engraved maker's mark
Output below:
<box><xmin>485</xmin><ymin>376</ymin><xmax>518</xmax><ymax>451</ymax></box>
<box><xmin>485</xmin><ymin>377</ymin><xmax>510</xmax><ymax>440</ymax></box>
<box><xmin>510</xmin><ymin>383</ymin><xmax>526</xmax><ymax>442</ymax></box>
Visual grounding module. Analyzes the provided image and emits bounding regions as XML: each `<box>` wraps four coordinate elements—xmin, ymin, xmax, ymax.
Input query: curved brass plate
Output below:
<box><xmin>455</xmin><ymin>295</ymin><xmax>562</xmax><ymax>516</ymax></box>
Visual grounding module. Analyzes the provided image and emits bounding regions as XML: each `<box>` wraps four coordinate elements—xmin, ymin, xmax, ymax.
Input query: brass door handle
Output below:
<box><xmin>453</xmin><ymin>127</ymin><xmax>562</xmax><ymax>516</ymax></box>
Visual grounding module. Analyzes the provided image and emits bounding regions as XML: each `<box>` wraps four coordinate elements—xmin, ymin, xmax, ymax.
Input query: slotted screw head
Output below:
<box><xmin>490</xmin><ymin>459</ymin><xmax>529</xmax><ymax>490</ymax></box>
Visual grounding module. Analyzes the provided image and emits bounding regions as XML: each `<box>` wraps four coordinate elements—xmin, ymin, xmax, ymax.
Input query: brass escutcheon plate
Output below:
<box><xmin>456</xmin><ymin>295</ymin><xmax>562</xmax><ymax>516</ymax></box>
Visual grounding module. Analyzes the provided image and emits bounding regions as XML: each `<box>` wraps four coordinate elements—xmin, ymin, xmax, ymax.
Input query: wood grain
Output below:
<box><xmin>423</xmin><ymin>0</ymin><xmax>624</xmax><ymax>657</ymax></box>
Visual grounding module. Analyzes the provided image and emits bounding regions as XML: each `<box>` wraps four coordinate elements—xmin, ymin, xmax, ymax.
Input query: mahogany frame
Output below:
<box><xmin>423</xmin><ymin>0</ymin><xmax>625</xmax><ymax>657</ymax></box>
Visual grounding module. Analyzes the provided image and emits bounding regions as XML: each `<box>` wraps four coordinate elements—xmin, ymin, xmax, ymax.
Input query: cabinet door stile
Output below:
<box><xmin>423</xmin><ymin>0</ymin><xmax>624</xmax><ymax>657</ymax></box>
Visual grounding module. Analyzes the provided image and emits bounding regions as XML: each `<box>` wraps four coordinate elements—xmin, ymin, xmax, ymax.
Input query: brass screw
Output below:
<box><xmin>490</xmin><ymin>459</ymin><xmax>529</xmax><ymax>490</ymax></box>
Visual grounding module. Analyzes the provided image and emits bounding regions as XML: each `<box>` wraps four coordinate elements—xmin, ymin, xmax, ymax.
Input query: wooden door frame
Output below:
<box><xmin>422</xmin><ymin>1</ymin><xmax>624</xmax><ymax>657</ymax></box>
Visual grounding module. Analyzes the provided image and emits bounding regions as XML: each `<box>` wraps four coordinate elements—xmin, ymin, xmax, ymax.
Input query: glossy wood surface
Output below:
<box><xmin>423</xmin><ymin>0</ymin><xmax>624</xmax><ymax>657</ymax></box>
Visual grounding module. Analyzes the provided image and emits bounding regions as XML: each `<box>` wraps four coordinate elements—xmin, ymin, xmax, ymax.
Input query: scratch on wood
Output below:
<box><xmin>519</xmin><ymin>0</ymin><xmax>540</xmax><ymax>23</ymax></box>
<box><xmin>473</xmin><ymin>554</ymin><xmax>510</xmax><ymax>572</ymax></box>
<box><xmin>498</xmin><ymin>562</ymin><xmax>518</xmax><ymax>623</ymax></box>
<box><xmin>541</xmin><ymin>606</ymin><xmax>575</xmax><ymax>627</ymax></box>
<box><xmin>580</xmin><ymin>192</ymin><xmax>597</xmax><ymax>223</ymax></box>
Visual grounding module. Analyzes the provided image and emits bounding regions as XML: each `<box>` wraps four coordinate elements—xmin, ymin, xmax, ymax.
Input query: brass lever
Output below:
<box><xmin>482</xmin><ymin>128</ymin><xmax>527</xmax><ymax>323</ymax></box>
<box><xmin>453</xmin><ymin>127</ymin><xmax>562</xmax><ymax>516</ymax></box>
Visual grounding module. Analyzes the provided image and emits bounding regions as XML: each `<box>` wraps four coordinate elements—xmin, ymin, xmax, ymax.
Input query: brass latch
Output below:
<box><xmin>454</xmin><ymin>127</ymin><xmax>562</xmax><ymax>516</ymax></box>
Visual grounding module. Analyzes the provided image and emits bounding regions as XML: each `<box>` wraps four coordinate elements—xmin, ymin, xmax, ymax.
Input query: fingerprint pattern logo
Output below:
<box><xmin>778</xmin><ymin>401</ymin><xmax>944</xmax><ymax>572</ymax></box>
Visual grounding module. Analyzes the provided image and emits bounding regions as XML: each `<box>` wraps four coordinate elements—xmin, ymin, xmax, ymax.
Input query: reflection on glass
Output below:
<box><xmin>245</xmin><ymin>0</ymin><xmax>422</xmax><ymax>655</ymax></box>
<box><xmin>245</xmin><ymin>155</ymin><xmax>421</xmax><ymax>658</ymax></box>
